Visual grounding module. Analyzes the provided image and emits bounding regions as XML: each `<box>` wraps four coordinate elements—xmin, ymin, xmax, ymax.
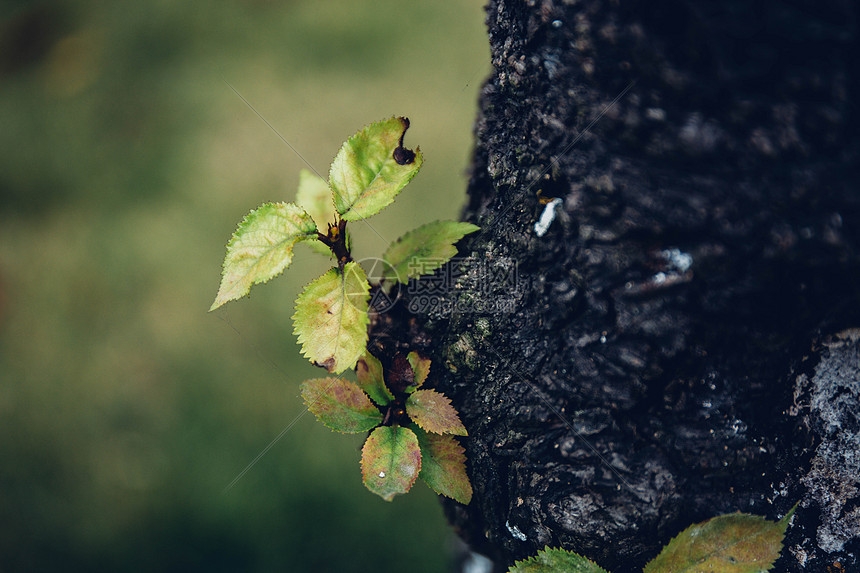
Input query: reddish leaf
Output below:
<box><xmin>414</xmin><ymin>429</ymin><xmax>472</xmax><ymax>504</ymax></box>
<box><xmin>361</xmin><ymin>426</ymin><xmax>422</xmax><ymax>501</ymax></box>
<box><xmin>301</xmin><ymin>378</ymin><xmax>382</xmax><ymax>433</ymax></box>
<box><xmin>355</xmin><ymin>352</ymin><xmax>393</xmax><ymax>405</ymax></box>
<box><xmin>406</xmin><ymin>389</ymin><xmax>467</xmax><ymax>436</ymax></box>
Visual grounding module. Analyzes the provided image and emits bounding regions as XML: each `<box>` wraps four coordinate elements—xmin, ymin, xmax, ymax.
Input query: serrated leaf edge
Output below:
<box><xmin>330</xmin><ymin>116</ymin><xmax>423</xmax><ymax>221</ymax></box>
<box><xmin>292</xmin><ymin>263</ymin><xmax>370</xmax><ymax>374</ymax></box>
<box><xmin>210</xmin><ymin>202</ymin><xmax>317</xmax><ymax>310</ymax></box>
<box><xmin>414</xmin><ymin>429</ymin><xmax>472</xmax><ymax>504</ymax></box>
<box><xmin>508</xmin><ymin>547</ymin><xmax>609</xmax><ymax>573</ymax></box>
<box><xmin>643</xmin><ymin>509</ymin><xmax>797</xmax><ymax>573</ymax></box>
<box><xmin>360</xmin><ymin>426</ymin><xmax>422</xmax><ymax>502</ymax></box>
<box><xmin>382</xmin><ymin>220</ymin><xmax>480</xmax><ymax>284</ymax></box>
<box><xmin>406</xmin><ymin>389</ymin><xmax>468</xmax><ymax>436</ymax></box>
<box><xmin>300</xmin><ymin>377</ymin><xmax>382</xmax><ymax>434</ymax></box>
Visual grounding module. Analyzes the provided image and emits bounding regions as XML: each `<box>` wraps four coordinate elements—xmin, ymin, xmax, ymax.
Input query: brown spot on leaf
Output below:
<box><xmin>393</xmin><ymin>146</ymin><xmax>415</xmax><ymax>165</ymax></box>
<box><xmin>356</xmin><ymin>358</ymin><xmax>369</xmax><ymax>377</ymax></box>
<box><xmin>393</xmin><ymin>116</ymin><xmax>416</xmax><ymax>165</ymax></box>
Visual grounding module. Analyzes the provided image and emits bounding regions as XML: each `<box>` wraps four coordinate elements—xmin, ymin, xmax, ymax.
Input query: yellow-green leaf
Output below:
<box><xmin>210</xmin><ymin>202</ymin><xmax>317</xmax><ymax>310</ymax></box>
<box><xmin>296</xmin><ymin>169</ymin><xmax>336</xmax><ymax>231</ymax></box>
<box><xmin>301</xmin><ymin>378</ymin><xmax>382</xmax><ymax>433</ymax></box>
<box><xmin>356</xmin><ymin>352</ymin><xmax>394</xmax><ymax>406</ymax></box>
<box><xmin>292</xmin><ymin>262</ymin><xmax>370</xmax><ymax>374</ymax></box>
<box><xmin>361</xmin><ymin>426</ymin><xmax>421</xmax><ymax>501</ymax></box>
<box><xmin>414</xmin><ymin>428</ymin><xmax>472</xmax><ymax>504</ymax></box>
<box><xmin>644</xmin><ymin>507</ymin><xmax>796</xmax><ymax>573</ymax></box>
<box><xmin>329</xmin><ymin>117</ymin><xmax>423</xmax><ymax>221</ymax></box>
<box><xmin>382</xmin><ymin>220</ymin><xmax>479</xmax><ymax>284</ymax></box>
<box><xmin>406</xmin><ymin>351</ymin><xmax>431</xmax><ymax>392</ymax></box>
<box><xmin>295</xmin><ymin>169</ymin><xmax>337</xmax><ymax>256</ymax></box>
<box><xmin>508</xmin><ymin>547</ymin><xmax>608</xmax><ymax>573</ymax></box>
<box><xmin>406</xmin><ymin>389</ymin><xmax>467</xmax><ymax>436</ymax></box>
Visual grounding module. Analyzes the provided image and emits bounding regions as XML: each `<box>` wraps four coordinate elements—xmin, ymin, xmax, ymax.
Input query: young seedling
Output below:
<box><xmin>508</xmin><ymin>505</ymin><xmax>796</xmax><ymax>573</ymax></box>
<box><xmin>211</xmin><ymin>117</ymin><xmax>477</xmax><ymax>501</ymax></box>
<box><xmin>302</xmin><ymin>351</ymin><xmax>472</xmax><ymax>503</ymax></box>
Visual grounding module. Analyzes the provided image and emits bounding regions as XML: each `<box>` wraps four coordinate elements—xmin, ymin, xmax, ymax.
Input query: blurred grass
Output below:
<box><xmin>0</xmin><ymin>1</ymin><xmax>489</xmax><ymax>571</ymax></box>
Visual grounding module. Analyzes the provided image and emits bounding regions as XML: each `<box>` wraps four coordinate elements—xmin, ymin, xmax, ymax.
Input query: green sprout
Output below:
<box><xmin>210</xmin><ymin>117</ymin><xmax>477</xmax><ymax>502</ymax></box>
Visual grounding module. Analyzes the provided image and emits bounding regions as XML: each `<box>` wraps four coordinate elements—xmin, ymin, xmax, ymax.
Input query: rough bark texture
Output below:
<box><xmin>372</xmin><ymin>1</ymin><xmax>860</xmax><ymax>571</ymax></box>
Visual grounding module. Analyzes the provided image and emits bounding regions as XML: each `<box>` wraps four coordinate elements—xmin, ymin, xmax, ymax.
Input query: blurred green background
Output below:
<box><xmin>0</xmin><ymin>1</ymin><xmax>488</xmax><ymax>570</ymax></box>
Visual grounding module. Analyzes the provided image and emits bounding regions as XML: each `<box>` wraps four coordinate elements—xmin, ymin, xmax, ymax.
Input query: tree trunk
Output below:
<box><xmin>373</xmin><ymin>1</ymin><xmax>860</xmax><ymax>571</ymax></box>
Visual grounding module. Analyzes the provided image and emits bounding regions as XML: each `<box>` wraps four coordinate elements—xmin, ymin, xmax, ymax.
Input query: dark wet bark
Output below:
<box><xmin>373</xmin><ymin>1</ymin><xmax>860</xmax><ymax>571</ymax></box>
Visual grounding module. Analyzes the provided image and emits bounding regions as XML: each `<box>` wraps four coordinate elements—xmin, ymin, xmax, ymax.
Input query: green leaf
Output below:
<box><xmin>382</xmin><ymin>220</ymin><xmax>479</xmax><ymax>284</ymax></box>
<box><xmin>414</xmin><ymin>428</ymin><xmax>472</xmax><ymax>504</ymax></box>
<box><xmin>406</xmin><ymin>389</ymin><xmax>467</xmax><ymax>436</ymax></box>
<box><xmin>356</xmin><ymin>352</ymin><xmax>394</xmax><ymax>406</ymax></box>
<box><xmin>329</xmin><ymin>117</ymin><xmax>423</xmax><ymax>221</ymax></box>
<box><xmin>508</xmin><ymin>547</ymin><xmax>609</xmax><ymax>573</ymax></box>
<box><xmin>644</xmin><ymin>507</ymin><xmax>796</xmax><ymax>573</ymax></box>
<box><xmin>292</xmin><ymin>262</ymin><xmax>370</xmax><ymax>374</ymax></box>
<box><xmin>295</xmin><ymin>169</ymin><xmax>337</xmax><ymax>256</ymax></box>
<box><xmin>361</xmin><ymin>425</ymin><xmax>421</xmax><ymax>501</ymax></box>
<box><xmin>210</xmin><ymin>202</ymin><xmax>318</xmax><ymax>310</ymax></box>
<box><xmin>296</xmin><ymin>169</ymin><xmax>336</xmax><ymax>231</ymax></box>
<box><xmin>406</xmin><ymin>351</ymin><xmax>431</xmax><ymax>392</ymax></box>
<box><xmin>301</xmin><ymin>377</ymin><xmax>382</xmax><ymax>433</ymax></box>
